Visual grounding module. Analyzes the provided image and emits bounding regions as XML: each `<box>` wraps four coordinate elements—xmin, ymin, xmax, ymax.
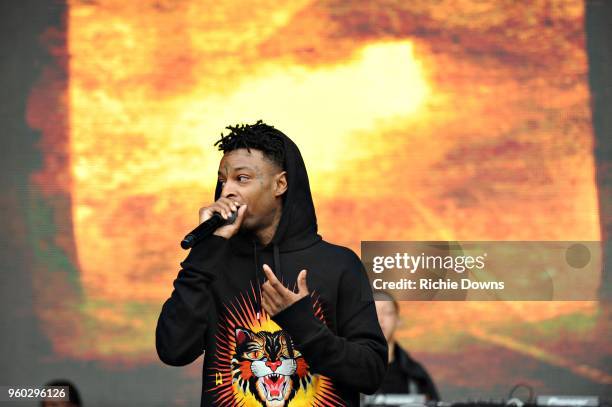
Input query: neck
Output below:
<box><xmin>388</xmin><ymin>339</ymin><xmax>396</xmax><ymax>363</ymax></box>
<box><xmin>255</xmin><ymin>206</ymin><xmax>282</xmax><ymax>246</ymax></box>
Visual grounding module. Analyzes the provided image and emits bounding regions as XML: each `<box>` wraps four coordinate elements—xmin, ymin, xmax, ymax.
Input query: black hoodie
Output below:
<box><xmin>155</xmin><ymin>133</ymin><xmax>388</xmax><ymax>406</ymax></box>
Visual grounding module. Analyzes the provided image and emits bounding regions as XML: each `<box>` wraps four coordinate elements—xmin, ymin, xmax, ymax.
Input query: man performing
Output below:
<box><xmin>156</xmin><ymin>121</ymin><xmax>387</xmax><ymax>406</ymax></box>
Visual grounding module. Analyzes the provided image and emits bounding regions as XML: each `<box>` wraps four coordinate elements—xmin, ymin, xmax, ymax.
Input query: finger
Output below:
<box><xmin>262</xmin><ymin>288</ymin><xmax>282</xmax><ymax>309</ymax></box>
<box><xmin>218</xmin><ymin>198</ymin><xmax>239</xmax><ymax>212</ymax></box>
<box><xmin>297</xmin><ymin>269</ymin><xmax>309</xmax><ymax>295</ymax></box>
<box><xmin>209</xmin><ymin>204</ymin><xmax>227</xmax><ymax>219</ymax></box>
<box><xmin>234</xmin><ymin>204</ymin><xmax>247</xmax><ymax>224</ymax></box>
<box><xmin>262</xmin><ymin>282</ymin><xmax>285</xmax><ymax>307</ymax></box>
<box><xmin>262</xmin><ymin>263</ymin><xmax>275</xmax><ymax>280</ymax></box>
<box><xmin>199</xmin><ymin>207</ymin><xmax>213</xmax><ymax>223</ymax></box>
<box><xmin>217</xmin><ymin>198</ymin><xmax>241</xmax><ymax>219</ymax></box>
<box><xmin>261</xmin><ymin>294</ymin><xmax>273</xmax><ymax>316</ymax></box>
<box><xmin>263</xmin><ymin>264</ymin><xmax>287</xmax><ymax>294</ymax></box>
<box><xmin>213</xmin><ymin>201</ymin><xmax>233</xmax><ymax>219</ymax></box>
<box><xmin>261</xmin><ymin>281</ymin><xmax>276</xmax><ymax>298</ymax></box>
<box><xmin>262</xmin><ymin>291</ymin><xmax>280</xmax><ymax>316</ymax></box>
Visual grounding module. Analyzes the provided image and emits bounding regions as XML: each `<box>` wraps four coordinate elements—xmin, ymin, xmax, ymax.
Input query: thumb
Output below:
<box><xmin>297</xmin><ymin>270</ymin><xmax>309</xmax><ymax>295</ymax></box>
<box><xmin>234</xmin><ymin>204</ymin><xmax>247</xmax><ymax>224</ymax></box>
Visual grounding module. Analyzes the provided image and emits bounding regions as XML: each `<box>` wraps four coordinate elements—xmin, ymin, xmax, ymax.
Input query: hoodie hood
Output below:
<box><xmin>213</xmin><ymin>127</ymin><xmax>322</xmax><ymax>254</ymax></box>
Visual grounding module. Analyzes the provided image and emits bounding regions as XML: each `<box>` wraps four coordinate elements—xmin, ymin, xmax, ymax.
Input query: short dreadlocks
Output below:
<box><xmin>214</xmin><ymin>120</ymin><xmax>286</xmax><ymax>170</ymax></box>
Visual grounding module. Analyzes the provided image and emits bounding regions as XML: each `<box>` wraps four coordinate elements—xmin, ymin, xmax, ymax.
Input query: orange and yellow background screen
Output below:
<box><xmin>5</xmin><ymin>0</ymin><xmax>610</xmax><ymax>405</ymax></box>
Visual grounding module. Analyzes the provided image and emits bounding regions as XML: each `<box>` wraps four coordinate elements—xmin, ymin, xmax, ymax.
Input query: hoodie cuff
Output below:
<box><xmin>271</xmin><ymin>295</ymin><xmax>323</xmax><ymax>348</ymax></box>
<box><xmin>180</xmin><ymin>234</ymin><xmax>230</xmax><ymax>280</ymax></box>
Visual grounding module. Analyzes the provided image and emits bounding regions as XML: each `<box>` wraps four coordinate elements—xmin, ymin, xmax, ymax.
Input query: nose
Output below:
<box><xmin>265</xmin><ymin>360</ymin><xmax>282</xmax><ymax>372</ymax></box>
<box><xmin>220</xmin><ymin>180</ymin><xmax>238</xmax><ymax>200</ymax></box>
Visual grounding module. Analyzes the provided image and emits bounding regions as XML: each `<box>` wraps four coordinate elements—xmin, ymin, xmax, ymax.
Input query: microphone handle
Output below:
<box><xmin>180</xmin><ymin>210</ymin><xmax>238</xmax><ymax>250</ymax></box>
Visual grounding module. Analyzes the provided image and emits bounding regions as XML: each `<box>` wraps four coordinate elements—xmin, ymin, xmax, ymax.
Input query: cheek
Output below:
<box><xmin>242</xmin><ymin>199</ymin><xmax>259</xmax><ymax>223</ymax></box>
<box><xmin>379</xmin><ymin>316</ymin><xmax>397</xmax><ymax>335</ymax></box>
<box><xmin>244</xmin><ymin>188</ymin><xmax>274</xmax><ymax>215</ymax></box>
<box><xmin>389</xmin><ymin>318</ymin><xmax>399</xmax><ymax>331</ymax></box>
<box><xmin>240</xmin><ymin>184</ymin><xmax>263</xmax><ymax>207</ymax></box>
<box><xmin>378</xmin><ymin>315</ymin><xmax>390</xmax><ymax>327</ymax></box>
<box><xmin>239</xmin><ymin>198</ymin><xmax>262</xmax><ymax>228</ymax></box>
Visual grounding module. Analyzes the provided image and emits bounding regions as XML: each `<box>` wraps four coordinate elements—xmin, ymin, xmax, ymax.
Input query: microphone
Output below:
<box><xmin>180</xmin><ymin>209</ymin><xmax>239</xmax><ymax>250</ymax></box>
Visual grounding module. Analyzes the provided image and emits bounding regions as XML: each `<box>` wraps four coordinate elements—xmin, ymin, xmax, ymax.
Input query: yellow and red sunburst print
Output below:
<box><xmin>209</xmin><ymin>284</ymin><xmax>345</xmax><ymax>407</ymax></box>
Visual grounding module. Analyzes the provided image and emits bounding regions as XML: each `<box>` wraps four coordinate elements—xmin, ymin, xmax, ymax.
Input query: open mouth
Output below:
<box><xmin>262</xmin><ymin>373</ymin><xmax>287</xmax><ymax>400</ymax></box>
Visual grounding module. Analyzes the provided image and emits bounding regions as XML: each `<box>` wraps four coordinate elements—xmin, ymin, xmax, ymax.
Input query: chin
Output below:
<box><xmin>239</xmin><ymin>221</ymin><xmax>254</xmax><ymax>233</ymax></box>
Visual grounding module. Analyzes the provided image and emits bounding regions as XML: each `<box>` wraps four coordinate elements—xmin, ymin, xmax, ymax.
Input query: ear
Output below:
<box><xmin>279</xmin><ymin>330</ymin><xmax>292</xmax><ymax>346</ymax></box>
<box><xmin>235</xmin><ymin>327</ymin><xmax>254</xmax><ymax>347</ymax></box>
<box><xmin>274</xmin><ymin>171</ymin><xmax>287</xmax><ymax>197</ymax></box>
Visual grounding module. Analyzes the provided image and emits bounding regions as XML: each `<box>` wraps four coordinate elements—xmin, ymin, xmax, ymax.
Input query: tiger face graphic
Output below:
<box><xmin>231</xmin><ymin>327</ymin><xmax>311</xmax><ymax>407</ymax></box>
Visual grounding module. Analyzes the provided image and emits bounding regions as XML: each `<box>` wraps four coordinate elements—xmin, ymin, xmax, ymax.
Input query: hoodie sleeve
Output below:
<box><xmin>271</xmin><ymin>255</ymin><xmax>388</xmax><ymax>394</ymax></box>
<box><xmin>155</xmin><ymin>235</ymin><xmax>230</xmax><ymax>366</ymax></box>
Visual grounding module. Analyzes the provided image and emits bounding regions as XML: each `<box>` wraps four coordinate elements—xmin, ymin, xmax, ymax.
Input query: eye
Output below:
<box><xmin>237</xmin><ymin>175</ymin><xmax>250</xmax><ymax>183</ymax></box>
<box><xmin>218</xmin><ymin>179</ymin><xmax>226</xmax><ymax>185</ymax></box>
<box><xmin>247</xmin><ymin>350</ymin><xmax>263</xmax><ymax>360</ymax></box>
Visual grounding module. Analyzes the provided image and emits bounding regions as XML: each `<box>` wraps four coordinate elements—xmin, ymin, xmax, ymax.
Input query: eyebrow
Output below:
<box><xmin>217</xmin><ymin>166</ymin><xmax>255</xmax><ymax>176</ymax></box>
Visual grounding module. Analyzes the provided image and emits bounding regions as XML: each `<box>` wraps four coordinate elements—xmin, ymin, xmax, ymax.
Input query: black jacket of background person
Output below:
<box><xmin>377</xmin><ymin>343</ymin><xmax>439</xmax><ymax>401</ymax></box>
<box><xmin>155</xmin><ymin>133</ymin><xmax>387</xmax><ymax>406</ymax></box>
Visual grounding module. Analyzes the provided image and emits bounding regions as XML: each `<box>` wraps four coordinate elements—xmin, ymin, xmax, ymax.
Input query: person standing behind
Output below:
<box><xmin>373</xmin><ymin>291</ymin><xmax>440</xmax><ymax>401</ymax></box>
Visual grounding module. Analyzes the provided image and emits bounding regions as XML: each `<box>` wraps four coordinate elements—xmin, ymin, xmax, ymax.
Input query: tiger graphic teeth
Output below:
<box><xmin>231</xmin><ymin>327</ymin><xmax>311</xmax><ymax>406</ymax></box>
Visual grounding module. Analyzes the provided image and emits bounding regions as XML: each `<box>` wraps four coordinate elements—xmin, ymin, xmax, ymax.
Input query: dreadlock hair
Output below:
<box><xmin>214</xmin><ymin>120</ymin><xmax>286</xmax><ymax>170</ymax></box>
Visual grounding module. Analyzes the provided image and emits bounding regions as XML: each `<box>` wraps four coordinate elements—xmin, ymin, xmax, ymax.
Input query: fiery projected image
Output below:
<box><xmin>21</xmin><ymin>0</ymin><xmax>610</xmax><ymax>402</ymax></box>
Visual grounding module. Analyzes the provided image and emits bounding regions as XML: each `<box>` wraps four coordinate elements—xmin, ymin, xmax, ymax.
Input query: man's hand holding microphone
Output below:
<box><xmin>199</xmin><ymin>198</ymin><xmax>247</xmax><ymax>239</ymax></box>
<box><xmin>180</xmin><ymin>198</ymin><xmax>247</xmax><ymax>249</ymax></box>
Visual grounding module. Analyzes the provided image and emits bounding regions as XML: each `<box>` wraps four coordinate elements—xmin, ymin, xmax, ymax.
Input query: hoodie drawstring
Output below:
<box><xmin>253</xmin><ymin>242</ymin><xmax>282</xmax><ymax>321</ymax></box>
<box><xmin>273</xmin><ymin>244</ymin><xmax>281</xmax><ymax>282</ymax></box>
<box><xmin>273</xmin><ymin>243</ymin><xmax>295</xmax><ymax>359</ymax></box>
<box><xmin>253</xmin><ymin>240</ymin><xmax>261</xmax><ymax>321</ymax></box>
